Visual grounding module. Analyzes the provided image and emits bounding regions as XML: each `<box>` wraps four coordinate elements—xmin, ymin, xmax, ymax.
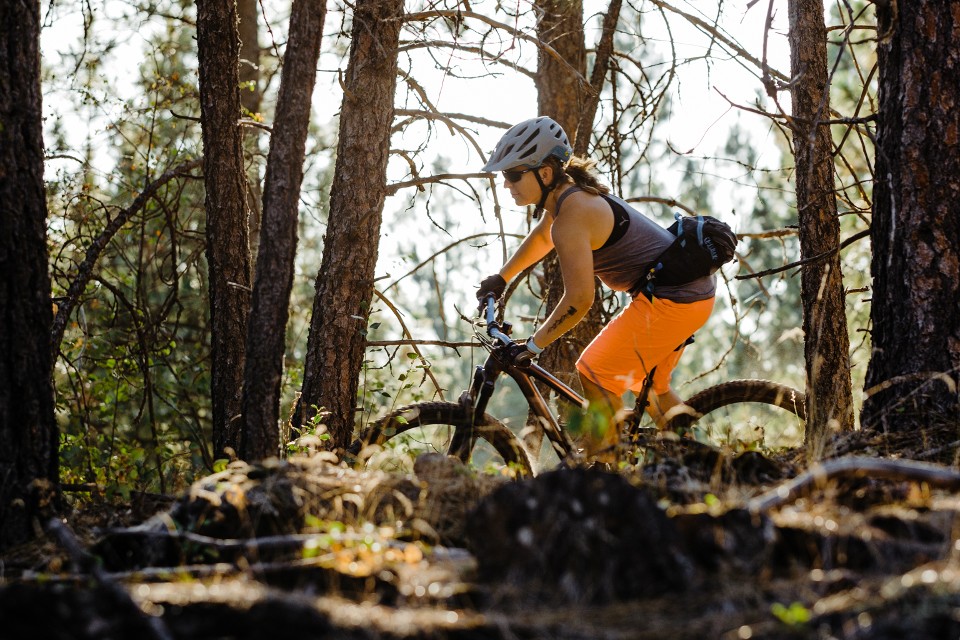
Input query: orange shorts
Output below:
<box><xmin>576</xmin><ymin>296</ymin><xmax>715</xmax><ymax>397</ymax></box>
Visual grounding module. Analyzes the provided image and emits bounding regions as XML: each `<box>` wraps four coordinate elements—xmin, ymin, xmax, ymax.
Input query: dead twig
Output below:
<box><xmin>648</xmin><ymin>0</ymin><xmax>789</xmax><ymax>84</ymax></box>
<box><xmin>624</xmin><ymin>195</ymin><xmax>697</xmax><ymax>217</ymax></box>
<box><xmin>366</xmin><ymin>339</ymin><xmax>476</xmax><ymax>348</ymax></box>
<box><xmin>384</xmin><ymin>232</ymin><xmax>522</xmax><ymax>292</ymax></box>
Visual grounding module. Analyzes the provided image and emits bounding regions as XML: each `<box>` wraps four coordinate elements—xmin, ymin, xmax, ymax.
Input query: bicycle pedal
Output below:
<box><xmin>624</xmin><ymin>426</ymin><xmax>657</xmax><ymax>445</ymax></box>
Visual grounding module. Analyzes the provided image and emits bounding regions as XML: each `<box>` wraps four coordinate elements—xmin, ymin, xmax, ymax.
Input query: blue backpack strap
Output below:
<box><xmin>673</xmin><ymin>212</ymin><xmax>684</xmax><ymax>238</ymax></box>
<box><xmin>695</xmin><ymin>215</ymin><xmax>706</xmax><ymax>245</ymax></box>
<box><xmin>673</xmin><ymin>212</ymin><xmax>688</xmax><ymax>248</ymax></box>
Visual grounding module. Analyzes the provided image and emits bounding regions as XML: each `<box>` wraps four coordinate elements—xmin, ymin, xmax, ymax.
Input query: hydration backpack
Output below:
<box><xmin>634</xmin><ymin>213</ymin><xmax>738</xmax><ymax>298</ymax></box>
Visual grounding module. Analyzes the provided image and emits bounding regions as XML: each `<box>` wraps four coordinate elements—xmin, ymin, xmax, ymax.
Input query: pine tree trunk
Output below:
<box><xmin>574</xmin><ymin>0</ymin><xmax>621</xmax><ymax>156</ymax></box>
<box><xmin>237</xmin><ymin>0</ymin><xmax>263</xmax><ymax>263</ymax></box>
<box><xmin>531</xmin><ymin>0</ymin><xmax>606</xmax><ymax>456</ymax></box>
<box><xmin>862</xmin><ymin>1</ymin><xmax>960</xmax><ymax>433</ymax></box>
<box><xmin>0</xmin><ymin>0</ymin><xmax>58</xmax><ymax>549</ymax></box>
<box><xmin>535</xmin><ymin>0</ymin><xmax>586</xmax><ymax>141</ymax></box>
<box><xmin>237</xmin><ymin>0</ymin><xmax>260</xmax><ymax>118</ymax></box>
<box><xmin>197</xmin><ymin>0</ymin><xmax>253</xmax><ymax>459</ymax></box>
<box><xmin>787</xmin><ymin>0</ymin><xmax>854</xmax><ymax>460</ymax></box>
<box><xmin>298</xmin><ymin>0</ymin><xmax>404</xmax><ymax>449</ymax></box>
<box><xmin>241</xmin><ymin>0</ymin><xmax>326</xmax><ymax>461</ymax></box>
<box><xmin>534</xmin><ymin>0</ymin><xmax>597</xmax><ymax>377</ymax></box>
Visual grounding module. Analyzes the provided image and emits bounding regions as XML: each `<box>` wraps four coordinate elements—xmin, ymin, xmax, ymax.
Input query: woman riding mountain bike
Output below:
<box><xmin>476</xmin><ymin>116</ymin><xmax>718</xmax><ymax>462</ymax></box>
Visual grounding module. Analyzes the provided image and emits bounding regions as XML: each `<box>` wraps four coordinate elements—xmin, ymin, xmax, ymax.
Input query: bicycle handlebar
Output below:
<box><xmin>479</xmin><ymin>293</ymin><xmax>585</xmax><ymax>408</ymax></box>
<box><xmin>481</xmin><ymin>294</ymin><xmax>513</xmax><ymax>346</ymax></box>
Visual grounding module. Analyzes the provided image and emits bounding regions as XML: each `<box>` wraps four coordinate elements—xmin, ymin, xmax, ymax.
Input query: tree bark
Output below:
<box><xmin>0</xmin><ymin>0</ymin><xmax>58</xmax><ymax>550</ymax></box>
<box><xmin>531</xmin><ymin>0</ymin><xmax>606</xmax><ymax>457</ymax></box>
<box><xmin>237</xmin><ymin>0</ymin><xmax>260</xmax><ymax>118</ymax></box>
<box><xmin>298</xmin><ymin>0</ymin><xmax>404</xmax><ymax>449</ymax></box>
<box><xmin>237</xmin><ymin>0</ymin><xmax>263</xmax><ymax>263</ymax></box>
<box><xmin>196</xmin><ymin>0</ymin><xmax>253</xmax><ymax>459</ymax></box>
<box><xmin>535</xmin><ymin>0</ymin><xmax>586</xmax><ymax>144</ymax></box>
<box><xmin>787</xmin><ymin>0</ymin><xmax>854</xmax><ymax>461</ymax></box>
<box><xmin>574</xmin><ymin>0</ymin><xmax>621</xmax><ymax>156</ymax></box>
<box><xmin>241</xmin><ymin>0</ymin><xmax>326</xmax><ymax>461</ymax></box>
<box><xmin>862</xmin><ymin>1</ymin><xmax>960</xmax><ymax>432</ymax></box>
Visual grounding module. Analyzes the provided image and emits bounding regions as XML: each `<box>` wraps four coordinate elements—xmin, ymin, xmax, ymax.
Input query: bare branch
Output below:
<box><xmin>646</xmin><ymin>0</ymin><xmax>789</xmax><ymax>83</ymax></box>
<box><xmin>398</xmin><ymin>39</ymin><xmax>537</xmax><ymax>80</ymax></box>
<box><xmin>394</xmin><ymin>108</ymin><xmax>512</xmax><ymax>130</ymax></box>
<box><xmin>574</xmin><ymin>0</ymin><xmax>622</xmax><ymax>154</ymax></box>
<box><xmin>385</xmin><ymin>232</ymin><xmax>523</xmax><ymax>292</ymax></box>
<box><xmin>372</xmin><ymin>289</ymin><xmax>445</xmax><ymax>400</ymax></box>
<box><xmin>735</xmin><ymin>228</ymin><xmax>869</xmax><ymax>281</ymax></box>
<box><xmin>50</xmin><ymin>158</ymin><xmax>203</xmax><ymax>359</ymax></box>
<box><xmin>387</xmin><ymin>171</ymin><xmax>491</xmax><ymax>196</ymax></box>
<box><xmin>624</xmin><ymin>195</ymin><xmax>697</xmax><ymax>216</ymax></box>
<box><xmin>737</xmin><ymin>227</ymin><xmax>799</xmax><ymax>240</ymax></box>
<box><xmin>403</xmin><ymin>9</ymin><xmax>596</xmax><ymax>96</ymax></box>
<box><xmin>366</xmin><ymin>339</ymin><xmax>476</xmax><ymax>348</ymax></box>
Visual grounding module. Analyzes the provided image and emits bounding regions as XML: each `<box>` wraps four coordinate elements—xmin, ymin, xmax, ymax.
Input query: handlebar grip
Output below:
<box><xmin>484</xmin><ymin>294</ymin><xmax>497</xmax><ymax>324</ymax></box>
<box><xmin>481</xmin><ymin>295</ymin><xmax>512</xmax><ymax>345</ymax></box>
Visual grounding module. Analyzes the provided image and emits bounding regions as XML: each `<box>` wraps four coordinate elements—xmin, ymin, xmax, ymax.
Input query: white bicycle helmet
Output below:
<box><xmin>482</xmin><ymin>116</ymin><xmax>572</xmax><ymax>172</ymax></box>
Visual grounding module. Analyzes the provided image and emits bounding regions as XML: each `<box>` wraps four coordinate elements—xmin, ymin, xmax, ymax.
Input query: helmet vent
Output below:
<box><xmin>520</xmin><ymin>131</ymin><xmax>539</xmax><ymax>151</ymax></box>
<box><xmin>481</xmin><ymin>116</ymin><xmax>572</xmax><ymax>173</ymax></box>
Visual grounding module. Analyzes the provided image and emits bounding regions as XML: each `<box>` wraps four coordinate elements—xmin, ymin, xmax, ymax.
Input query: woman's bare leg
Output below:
<box><xmin>576</xmin><ymin>373</ymin><xmax>623</xmax><ymax>462</ymax></box>
<box><xmin>645</xmin><ymin>389</ymin><xmax>690</xmax><ymax>429</ymax></box>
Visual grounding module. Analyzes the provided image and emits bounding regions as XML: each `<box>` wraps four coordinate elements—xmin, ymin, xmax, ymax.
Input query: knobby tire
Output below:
<box><xmin>351</xmin><ymin>401</ymin><xmax>534</xmax><ymax>477</ymax></box>
<box><xmin>666</xmin><ymin>379</ymin><xmax>806</xmax><ymax>432</ymax></box>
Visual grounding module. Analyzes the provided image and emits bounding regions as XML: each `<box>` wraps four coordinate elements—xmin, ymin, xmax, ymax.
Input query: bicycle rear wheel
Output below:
<box><xmin>667</xmin><ymin>380</ymin><xmax>806</xmax><ymax>448</ymax></box>
<box><xmin>350</xmin><ymin>402</ymin><xmax>534</xmax><ymax>477</ymax></box>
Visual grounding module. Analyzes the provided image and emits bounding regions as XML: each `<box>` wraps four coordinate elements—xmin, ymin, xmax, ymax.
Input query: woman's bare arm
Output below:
<box><xmin>499</xmin><ymin>214</ymin><xmax>555</xmax><ymax>283</ymax></box>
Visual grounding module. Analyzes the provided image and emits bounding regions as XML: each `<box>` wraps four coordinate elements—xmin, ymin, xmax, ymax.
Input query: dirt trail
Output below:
<box><xmin>4</xmin><ymin>430</ymin><xmax>960</xmax><ymax>639</ymax></box>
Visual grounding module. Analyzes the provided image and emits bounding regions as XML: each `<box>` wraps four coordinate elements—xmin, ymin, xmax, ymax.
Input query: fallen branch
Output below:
<box><xmin>748</xmin><ymin>456</ymin><xmax>960</xmax><ymax>513</ymax></box>
<box><xmin>46</xmin><ymin>518</ymin><xmax>175</xmax><ymax>640</ymax></box>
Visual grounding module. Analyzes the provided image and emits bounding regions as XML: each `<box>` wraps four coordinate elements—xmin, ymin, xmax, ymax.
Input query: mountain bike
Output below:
<box><xmin>348</xmin><ymin>295</ymin><xmax>806</xmax><ymax>477</ymax></box>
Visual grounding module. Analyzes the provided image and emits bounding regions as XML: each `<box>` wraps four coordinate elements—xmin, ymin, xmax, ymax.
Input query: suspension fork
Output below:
<box><xmin>449</xmin><ymin>354</ymin><xmax>502</xmax><ymax>459</ymax></box>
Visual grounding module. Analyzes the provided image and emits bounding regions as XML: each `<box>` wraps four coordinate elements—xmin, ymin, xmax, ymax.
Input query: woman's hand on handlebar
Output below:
<box><xmin>505</xmin><ymin>337</ymin><xmax>543</xmax><ymax>367</ymax></box>
<box><xmin>476</xmin><ymin>274</ymin><xmax>506</xmax><ymax>309</ymax></box>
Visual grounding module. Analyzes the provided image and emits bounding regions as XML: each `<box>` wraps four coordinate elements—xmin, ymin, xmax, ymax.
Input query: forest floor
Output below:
<box><xmin>3</xmin><ymin>421</ymin><xmax>960</xmax><ymax>639</ymax></box>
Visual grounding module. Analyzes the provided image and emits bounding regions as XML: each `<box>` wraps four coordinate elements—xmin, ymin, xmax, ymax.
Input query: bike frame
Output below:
<box><xmin>458</xmin><ymin>336</ymin><xmax>582</xmax><ymax>461</ymax></box>
<box><xmin>451</xmin><ymin>296</ymin><xmax>654</xmax><ymax>462</ymax></box>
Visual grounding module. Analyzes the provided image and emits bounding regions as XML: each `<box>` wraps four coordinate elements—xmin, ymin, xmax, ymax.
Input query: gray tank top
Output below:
<box><xmin>556</xmin><ymin>188</ymin><xmax>715</xmax><ymax>303</ymax></box>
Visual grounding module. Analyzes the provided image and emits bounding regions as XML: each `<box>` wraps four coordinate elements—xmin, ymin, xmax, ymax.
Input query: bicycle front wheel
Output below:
<box><xmin>350</xmin><ymin>402</ymin><xmax>534</xmax><ymax>477</ymax></box>
<box><xmin>667</xmin><ymin>380</ymin><xmax>806</xmax><ymax>448</ymax></box>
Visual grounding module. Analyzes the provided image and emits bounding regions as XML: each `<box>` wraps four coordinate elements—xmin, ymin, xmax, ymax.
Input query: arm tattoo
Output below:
<box><xmin>547</xmin><ymin>305</ymin><xmax>578</xmax><ymax>334</ymax></box>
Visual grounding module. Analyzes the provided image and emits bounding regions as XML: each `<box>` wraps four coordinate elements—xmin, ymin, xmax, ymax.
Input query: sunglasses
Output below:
<box><xmin>502</xmin><ymin>167</ymin><xmax>534</xmax><ymax>183</ymax></box>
